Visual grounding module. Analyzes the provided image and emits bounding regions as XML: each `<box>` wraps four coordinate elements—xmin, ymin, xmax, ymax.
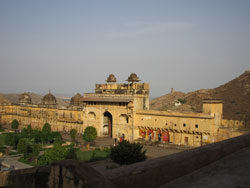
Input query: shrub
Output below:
<box><xmin>70</xmin><ymin>129</ymin><xmax>77</xmax><ymax>142</ymax></box>
<box><xmin>4</xmin><ymin>133</ymin><xmax>21</xmax><ymax>148</ymax></box>
<box><xmin>11</xmin><ymin>119</ymin><xmax>19</xmax><ymax>129</ymax></box>
<box><xmin>42</xmin><ymin>123</ymin><xmax>51</xmax><ymax>134</ymax></box>
<box><xmin>82</xmin><ymin>126</ymin><xmax>97</xmax><ymax>143</ymax></box>
<box><xmin>110</xmin><ymin>140</ymin><xmax>147</xmax><ymax>165</ymax></box>
<box><xmin>53</xmin><ymin>135</ymin><xmax>63</xmax><ymax>147</ymax></box>
<box><xmin>177</xmin><ymin>98</ymin><xmax>186</xmax><ymax>104</ymax></box>
<box><xmin>38</xmin><ymin>145</ymin><xmax>67</xmax><ymax>165</ymax></box>
<box><xmin>65</xmin><ymin>145</ymin><xmax>77</xmax><ymax>160</ymax></box>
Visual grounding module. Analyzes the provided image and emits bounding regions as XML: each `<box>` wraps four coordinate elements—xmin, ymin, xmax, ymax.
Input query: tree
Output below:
<box><xmin>110</xmin><ymin>140</ymin><xmax>147</xmax><ymax>165</ymax></box>
<box><xmin>70</xmin><ymin>129</ymin><xmax>77</xmax><ymax>143</ymax></box>
<box><xmin>5</xmin><ymin>133</ymin><xmax>20</xmax><ymax>148</ymax></box>
<box><xmin>177</xmin><ymin>98</ymin><xmax>186</xmax><ymax>104</ymax></box>
<box><xmin>17</xmin><ymin>138</ymin><xmax>35</xmax><ymax>160</ymax></box>
<box><xmin>82</xmin><ymin>126</ymin><xmax>97</xmax><ymax>150</ymax></box>
<box><xmin>27</xmin><ymin>124</ymin><xmax>32</xmax><ymax>134</ymax></box>
<box><xmin>38</xmin><ymin>145</ymin><xmax>67</xmax><ymax>165</ymax></box>
<box><xmin>17</xmin><ymin>138</ymin><xmax>29</xmax><ymax>157</ymax></box>
<box><xmin>65</xmin><ymin>144</ymin><xmax>77</xmax><ymax>160</ymax></box>
<box><xmin>31</xmin><ymin>143</ymin><xmax>41</xmax><ymax>164</ymax></box>
<box><xmin>42</xmin><ymin>123</ymin><xmax>51</xmax><ymax>134</ymax></box>
<box><xmin>53</xmin><ymin>135</ymin><xmax>63</xmax><ymax>147</ymax></box>
<box><xmin>11</xmin><ymin>119</ymin><xmax>19</xmax><ymax>130</ymax></box>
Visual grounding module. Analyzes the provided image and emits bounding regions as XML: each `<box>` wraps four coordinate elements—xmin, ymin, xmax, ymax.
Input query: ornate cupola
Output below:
<box><xmin>126</xmin><ymin>73</ymin><xmax>140</xmax><ymax>83</ymax></box>
<box><xmin>106</xmin><ymin>74</ymin><xmax>117</xmax><ymax>83</ymax></box>
<box><xmin>42</xmin><ymin>91</ymin><xmax>57</xmax><ymax>105</ymax></box>
<box><xmin>18</xmin><ymin>92</ymin><xmax>32</xmax><ymax>105</ymax></box>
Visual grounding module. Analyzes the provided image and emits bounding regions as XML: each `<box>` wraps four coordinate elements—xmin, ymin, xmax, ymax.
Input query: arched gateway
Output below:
<box><xmin>103</xmin><ymin>111</ymin><xmax>112</xmax><ymax>137</ymax></box>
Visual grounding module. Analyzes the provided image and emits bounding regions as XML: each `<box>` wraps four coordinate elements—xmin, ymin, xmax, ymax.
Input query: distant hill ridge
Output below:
<box><xmin>0</xmin><ymin>92</ymin><xmax>69</xmax><ymax>106</ymax></box>
<box><xmin>150</xmin><ymin>71</ymin><xmax>250</xmax><ymax>121</ymax></box>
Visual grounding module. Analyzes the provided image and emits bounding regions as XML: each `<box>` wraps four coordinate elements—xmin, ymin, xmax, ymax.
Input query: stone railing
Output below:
<box><xmin>106</xmin><ymin>133</ymin><xmax>250</xmax><ymax>188</ymax></box>
<box><xmin>221</xmin><ymin>119</ymin><xmax>250</xmax><ymax>129</ymax></box>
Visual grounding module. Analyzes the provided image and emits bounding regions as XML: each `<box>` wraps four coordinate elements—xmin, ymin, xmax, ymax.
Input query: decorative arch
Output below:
<box><xmin>88</xmin><ymin>112</ymin><xmax>96</xmax><ymax>120</ymax></box>
<box><xmin>103</xmin><ymin>111</ymin><xmax>113</xmax><ymax>137</ymax></box>
<box><xmin>119</xmin><ymin>114</ymin><xmax>129</xmax><ymax>124</ymax></box>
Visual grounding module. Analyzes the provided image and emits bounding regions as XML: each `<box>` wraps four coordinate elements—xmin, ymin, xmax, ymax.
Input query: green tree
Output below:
<box><xmin>38</xmin><ymin>145</ymin><xmax>67</xmax><ymax>165</ymax></box>
<box><xmin>17</xmin><ymin>138</ymin><xmax>34</xmax><ymax>159</ymax></box>
<box><xmin>11</xmin><ymin>119</ymin><xmax>19</xmax><ymax>130</ymax></box>
<box><xmin>27</xmin><ymin>124</ymin><xmax>32</xmax><ymax>134</ymax></box>
<box><xmin>177</xmin><ymin>98</ymin><xmax>186</xmax><ymax>104</ymax></box>
<box><xmin>5</xmin><ymin>133</ymin><xmax>20</xmax><ymax>148</ymax></box>
<box><xmin>110</xmin><ymin>140</ymin><xmax>147</xmax><ymax>165</ymax></box>
<box><xmin>31</xmin><ymin>143</ymin><xmax>41</xmax><ymax>163</ymax></box>
<box><xmin>65</xmin><ymin>144</ymin><xmax>77</xmax><ymax>160</ymax></box>
<box><xmin>17</xmin><ymin>138</ymin><xmax>28</xmax><ymax>156</ymax></box>
<box><xmin>42</xmin><ymin>123</ymin><xmax>51</xmax><ymax>134</ymax></box>
<box><xmin>70</xmin><ymin>129</ymin><xmax>77</xmax><ymax>143</ymax></box>
<box><xmin>0</xmin><ymin>124</ymin><xmax>4</xmax><ymax>132</ymax></box>
<box><xmin>53</xmin><ymin>136</ymin><xmax>63</xmax><ymax>147</ymax></box>
<box><xmin>82</xmin><ymin>126</ymin><xmax>97</xmax><ymax>149</ymax></box>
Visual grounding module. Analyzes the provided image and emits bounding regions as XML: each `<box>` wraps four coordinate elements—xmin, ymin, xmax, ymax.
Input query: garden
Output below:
<box><xmin>0</xmin><ymin>119</ymin><xmax>147</xmax><ymax>168</ymax></box>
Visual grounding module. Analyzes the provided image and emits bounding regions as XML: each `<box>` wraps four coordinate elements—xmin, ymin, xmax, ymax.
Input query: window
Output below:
<box><xmin>183</xmin><ymin>123</ymin><xmax>186</xmax><ymax>127</ymax></box>
<box><xmin>195</xmin><ymin>124</ymin><xmax>198</xmax><ymax>128</ymax></box>
<box><xmin>174</xmin><ymin>124</ymin><xmax>177</xmax><ymax>126</ymax></box>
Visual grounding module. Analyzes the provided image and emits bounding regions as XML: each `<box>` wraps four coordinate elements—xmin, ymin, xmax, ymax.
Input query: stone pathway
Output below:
<box><xmin>1</xmin><ymin>155</ymin><xmax>32</xmax><ymax>170</ymax></box>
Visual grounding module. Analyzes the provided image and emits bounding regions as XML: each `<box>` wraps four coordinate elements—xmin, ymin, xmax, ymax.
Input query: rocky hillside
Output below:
<box><xmin>0</xmin><ymin>92</ymin><xmax>69</xmax><ymax>106</ymax></box>
<box><xmin>0</xmin><ymin>94</ymin><xmax>10</xmax><ymax>104</ymax></box>
<box><xmin>150</xmin><ymin>71</ymin><xmax>250</xmax><ymax>121</ymax></box>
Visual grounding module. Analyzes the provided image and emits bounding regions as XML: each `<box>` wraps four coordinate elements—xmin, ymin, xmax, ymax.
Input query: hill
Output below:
<box><xmin>0</xmin><ymin>92</ymin><xmax>69</xmax><ymax>106</ymax></box>
<box><xmin>150</xmin><ymin>71</ymin><xmax>250</xmax><ymax>121</ymax></box>
<box><xmin>0</xmin><ymin>94</ymin><xmax>10</xmax><ymax>104</ymax></box>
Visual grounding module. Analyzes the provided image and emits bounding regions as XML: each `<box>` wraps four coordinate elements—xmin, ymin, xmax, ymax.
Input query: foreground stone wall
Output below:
<box><xmin>1</xmin><ymin>134</ymin><xmax>250</xmax><ymax>188</ymax></box>
<box><xmin>106</xmin><ymin>133</ymin><xmax>250</xmax><ymax>188</ymax></box>
<box><xmin>0</xmin><ymin>160</ymin><xmax>116</xmax><ymax>188</ymax></box>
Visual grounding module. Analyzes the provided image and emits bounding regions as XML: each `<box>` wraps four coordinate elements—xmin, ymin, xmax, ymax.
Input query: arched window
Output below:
<box><xmin>120</xmin><ymin>114</ymin><xmax>129</xmax><ymax>124</ymax></box>
<box><xmin>88</xmin><ymin>112</ymin><xmax>96</xmax><ymax>120</ymax></box>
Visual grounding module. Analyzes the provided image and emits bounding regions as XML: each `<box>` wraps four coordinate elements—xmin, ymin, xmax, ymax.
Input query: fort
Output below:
<box><xmin>0</xmin><ymin>73</ymin><xmax>248</xmax><ymax>146</ymax></box>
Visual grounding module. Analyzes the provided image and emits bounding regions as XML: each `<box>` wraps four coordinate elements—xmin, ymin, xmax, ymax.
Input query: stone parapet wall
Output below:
<box><xmin>0</xmin><ymin>160</ymin><xmax>116</xmax><ymax>188</ymax></box>
<box><xmin>106</xmin><ymin>133</ymin><xmax>250</xmax><ymax>188</ymax></box>
<box><xmin>221</xmin><ymin>119</ymin><xmax>250</xmax><ymax>128</ymax></box>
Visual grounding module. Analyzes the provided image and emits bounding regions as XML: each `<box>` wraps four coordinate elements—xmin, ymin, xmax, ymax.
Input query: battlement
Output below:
<box><xmin>95</xmin><ymin>83</ymin><xmax>149</xmax><ymax>95</ymax></box>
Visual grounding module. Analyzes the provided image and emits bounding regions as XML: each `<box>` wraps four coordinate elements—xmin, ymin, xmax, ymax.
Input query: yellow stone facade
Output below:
<box><xmin>0</xmin><ymin>73</ymin><xmax>248</xmax><ymax>147</ymax></box>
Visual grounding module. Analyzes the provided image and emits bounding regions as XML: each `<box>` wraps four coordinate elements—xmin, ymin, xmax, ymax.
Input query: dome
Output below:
<box><xmin>70</xmin><ymin>93</ymin><xmax>82</xmax><ymax>106</ymax></box>
<box><xmin>18</xmin><ymin>93</ymin><xmax>32</xmax><ymax>104</ymax></box>
<box><xmin>106</xmin><ymin>74</ymin><xmax>117</xmax><ymax>82</ymax></box>
<box><xmin>126</xmin><ymin>73</ymin><xmax>140</xmax><ymax>82</ymax></box>
<box><xmin>43</xmin><ymin>92</ymin><xmax>57</xmax><ymax>105</ymax></box>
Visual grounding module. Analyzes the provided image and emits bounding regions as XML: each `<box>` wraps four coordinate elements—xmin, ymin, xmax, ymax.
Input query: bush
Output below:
<box><xmin>4</xmin><ymin>133</ymin><xmax>21</xmax><ymax>148</ymax></box>
<box><xmin>11</xmin><ymin>119</ymin><xmax>19</xmax><ymax>129</ymax></box>
<box><xmin>65</xmin><ymin>145</ymin><xmax>77</xmax><ymax>160</ymax></box>
<box><xmin>0</xmin><ymin>124</ymin><xmax>4</xmax><ymax>132</ymax></box>
<box><xmin>53</xmin><ymin>135</ymin><xmax>63</xmax><ymax>147</ymax></box>
<box><xmin>42</xmin><ymin>123</ymin><xmax>51</xmax><ymax>134</ymax></box>
<box><xmin>38</xmin><ymin>145</ymin><xmax>67</xmax><ymax>165</ymax></box>
<box><xmin>110</xmin><ymin>140</ymin><xmax>147</xmax><ymax>165</ymax></box>
<box><xmin>70</xmin><ymin>129</ymin><xmax>77</xmax><ymax>142</ymax></box>
<box><xmin>177</xmin><ymin>98</ymin><xmax>186</xmax><ymax>104</ymax></box>
<box><xmin>82</xmin><ymin>126</ymin><xmax>97</xmax><ymax>143</ymax></box>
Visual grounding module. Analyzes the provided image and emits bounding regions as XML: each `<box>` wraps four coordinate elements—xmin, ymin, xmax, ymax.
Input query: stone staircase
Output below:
<box><xmin>94</xmin><ymin>137</ymin><xmax>115</xmax><ymax>147</ymax></box>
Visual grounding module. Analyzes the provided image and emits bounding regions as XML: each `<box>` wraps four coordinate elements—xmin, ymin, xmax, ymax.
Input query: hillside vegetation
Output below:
<box><xmin>150</xmin><ymin>71</ymin><xmax>250</xmax><ymax>121</ymax></box>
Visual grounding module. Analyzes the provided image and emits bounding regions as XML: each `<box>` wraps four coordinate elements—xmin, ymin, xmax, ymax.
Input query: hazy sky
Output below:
<box><xmin>0</xmin><ymin>0</ymin><xmax>250</xmax><ymax>98</ymax></box>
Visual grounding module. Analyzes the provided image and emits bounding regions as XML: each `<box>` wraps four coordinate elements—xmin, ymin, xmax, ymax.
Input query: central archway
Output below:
<box><xmin>103</xmin><ymin>111</ymin><xmax>113</xmax><ymax>137</ymax></box>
